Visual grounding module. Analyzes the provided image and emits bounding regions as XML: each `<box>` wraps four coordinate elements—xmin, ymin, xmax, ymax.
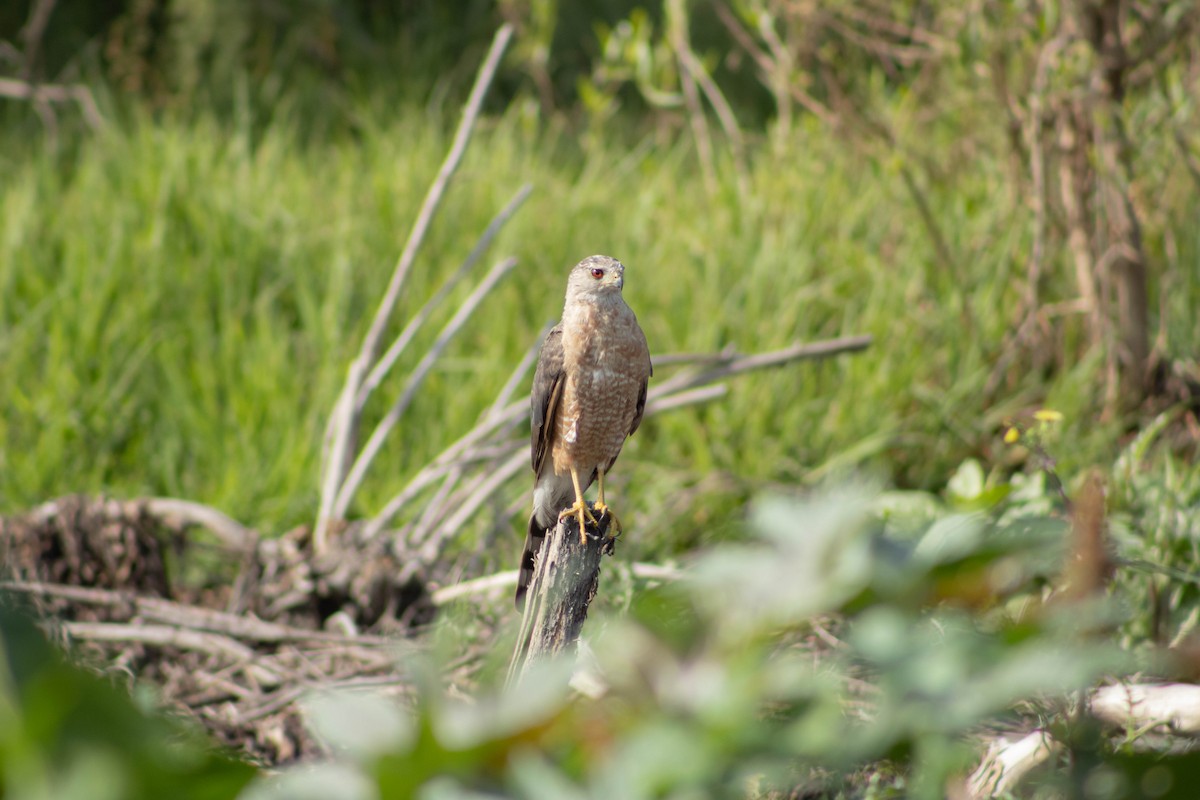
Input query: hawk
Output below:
<box><xmin>514</xmin><ymin>255</ymin><xmax>653</xmax><ymax>609</ymax></box>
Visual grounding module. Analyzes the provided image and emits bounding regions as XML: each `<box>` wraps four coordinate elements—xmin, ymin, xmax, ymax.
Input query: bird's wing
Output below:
<box><xmin>627</xmin><ymin>327</ymin><xmax>653</xmax><ymax>438</ymax></box>
<box><xmin>606</xmin><ymin>326</ymin><xmax>653</xmax><ymax>473</ymax></box>
<box><xmin>530</xmin><ymin>324</ymin><xmax>565</xmax><ymax>474</ymax></box>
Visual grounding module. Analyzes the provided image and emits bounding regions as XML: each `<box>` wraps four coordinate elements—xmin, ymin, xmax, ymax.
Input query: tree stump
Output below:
<box><xmin>507</xmin><ymin>504</ymin><xmax>614</xmax><ymax>686</ymax></box>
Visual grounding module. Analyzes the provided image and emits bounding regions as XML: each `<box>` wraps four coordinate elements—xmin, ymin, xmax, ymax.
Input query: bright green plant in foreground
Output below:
<box><xmin>6</xmin><ymin>460</ymin><xmax>1200</xmax><ymax>798</ymax></box>
<box><xmin>237</xmin><ymin>480</ymin><xmax>1190</xmax><ymax>798</ymax></box>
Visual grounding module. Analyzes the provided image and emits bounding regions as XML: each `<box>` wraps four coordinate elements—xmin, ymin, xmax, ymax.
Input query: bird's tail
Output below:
<box><xmin>514</xmin><ymin>512</ymin><xmax>546</xmax><ymax>610</ymax></box>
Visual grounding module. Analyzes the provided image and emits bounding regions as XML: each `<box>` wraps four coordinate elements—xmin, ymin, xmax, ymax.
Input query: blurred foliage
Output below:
<box><xmin>237</xmin><ymin>476</ymin><xmax>1191</xmax><ymax>798</ymax></box>
<box><xmin>11</xmin><ymin>467</ymin><xmax>1200</xmax><ymax>797</ymax></box>
<box><xmin>0</xmin><ymin>601</ymin><xmax>255</xmax><ymax>800</ymax></box>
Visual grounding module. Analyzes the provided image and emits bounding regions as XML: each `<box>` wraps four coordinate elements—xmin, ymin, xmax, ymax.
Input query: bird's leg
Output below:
<box><xmin>558</xmin><ymin>466</ymin><xmax>598</xmax><ymax>543</ymax></box>
<box><xmin>592</xmin><ymin>469</ymin><xmax>623</xmax><ymax>537</ymax></box>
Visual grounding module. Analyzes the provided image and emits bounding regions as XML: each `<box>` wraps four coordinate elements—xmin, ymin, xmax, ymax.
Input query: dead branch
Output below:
<box><xmin>1090</xmin><ymin>682</ymin><xmax>1200</xmax><ymax>736</ymax></box>
<box><xmin>316</xmin><ymin>23</ymin><xmax>515</xmax><ymax>553</ymax></box>
<box><xmin>643</xmin><ymin>384</ymin><xmax>728</xmax><ymax>415</ymax></box>
<box><xmin>0</xmin><ymin>504</ymin><xmax>420</xmax><ymax>765</ymax></box>
<box><xmin>966</xmin><ymin>729</ymin><xmax>1058</xmax><ymax>799</ymax></box>
<box><xmin>648</xmin><ymin>334</ymin><xmax>873</xmax><ymax>396</ymax></box>
<box><xmin>23</xmin><ymin>494</ymin><xmax>251</xmax><ymax>549</ymax></box>
<box><xmin>63</xmin><ymin>619</ymin><xmax>265</xmax><ymax>663</ymax></box>
<box><xmin>712</xmin><ymin>0</ymin><xmax>838</xmax><ymax>129</ymax></box>
<box><xmin>355</xmin><ymin>184</ymin><xmax>533</xmax><ymax>411</ymax></box>
<box><xmin>362</xmin><ymin>334</ymin><xmax>872</xmax><ymax>554</ymax></box>
<box><xmin>967</xmin><ymin>682</ymin><xmax>1200</xmax><ymax>797</ymax></box>
<box><xmin>507</xmin><ymin>510</ymin><xmax>615</xmax><ymax>688</ymax></box>
<box><xmin>666</xmin><ymin>0</ymin><xmax>747</xmax><ymax>190</ymax></box>
<box><xmin>662</xmin><ymin>0</ymin><xmax>716</xmax><ymax>194</ymax></box>
<box><xmin>0</xmin><ymin>77</ymin><xmax>105</xmax><ymax>130</ymax></box>
<box><xmin>1</xmin><ymin>0</ymin><xmax>105</xmax><ymax>133</ymax></box>
<box><xmin>430</xmin><ymin>561</ymin><xmax>683</xmax><ymax>606</ymax></box>
<box><xmin>1</xmin><ymin>580</ymin><xmax>393</xmax><ymax>647</ymax></box>
<box><xmin>332</xmin><ymin>256</ymin><xmax>519</xmax><ymax>520</ymax></box>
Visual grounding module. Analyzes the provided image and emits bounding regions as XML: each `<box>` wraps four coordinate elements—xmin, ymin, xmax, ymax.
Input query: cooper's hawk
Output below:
<box><xmin>514</xmin><ymin>255</ymin><xmax>653</xmax><ymax>609</ymax></box>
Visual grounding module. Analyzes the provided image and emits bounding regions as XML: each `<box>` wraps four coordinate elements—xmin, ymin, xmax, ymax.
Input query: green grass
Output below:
<box><xmin>1</xmin><ymin>93</ymin><xmax>1198</xmax><ymax>573</ymax></box>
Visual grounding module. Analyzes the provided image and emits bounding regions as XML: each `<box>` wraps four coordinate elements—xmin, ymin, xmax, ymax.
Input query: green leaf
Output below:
<box><xmin>241</xmin><ymin>763</ymin><xmax>376</xmax><ymax>800</ymax></box>
<box><xmin>946</xmin><ymin>459</ymin><xmax>985</xmax><ymax>505</ymax></box>
<box><xmin>301</xmin><ymin>689</ymin><xmax>412</xmax><ymax>761</ymax></box>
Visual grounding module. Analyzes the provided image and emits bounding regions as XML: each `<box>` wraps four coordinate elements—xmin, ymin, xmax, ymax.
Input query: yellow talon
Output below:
<box><xmin>558</xmin><ymin>499</ymin><xmax>598</xmax><ymax>543</ymax></box>
<box><xmin>560</xmin><ymin>466</ymin><xmax>599</xmax><ymax>544</ymax></box>
<box><xmin>593</xmin><ymin>501</ymin><xmax>623</xmax><ymax>537</ymax></box>
<box><xmin>594</xmin><ymin>469</ymin><xmax>623</xmax><ymax>538</ymax></box>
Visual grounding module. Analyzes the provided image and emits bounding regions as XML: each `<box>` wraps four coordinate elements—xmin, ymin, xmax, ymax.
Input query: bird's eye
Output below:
<box><xmin>590</xmin><ymin>268</ymin><xmax>605</xmax><ymax>279</ymax></box>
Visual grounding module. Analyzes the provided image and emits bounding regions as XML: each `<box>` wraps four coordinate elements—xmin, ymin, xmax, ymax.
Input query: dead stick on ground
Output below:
<box><xmin>507</xmin><ymin>509</ymin><xmax>614</xmax><ymax>688</ymax></box>
<box><xmin>0</xmin><ymin>581</ymin><xmax>393</xmax><ymax>646</ymax></box>
<box><xmin>430</xmin><ymin>561</ymin><xmax>683</xmax><ymax>606</ymax></box>
<box><xmin>22</xmin><ymin>496</ymin><xmax>251</xmax><ymax>549</ymax></box>
<box><xmin>966</xmin><ymin>683</ymin><xmax>1200</xmax><ymax>798</ymax></box>
<box><xmin>61</xmin><ymin>621</ymin><xmax>272</xmax><ymax>674</ymax></box>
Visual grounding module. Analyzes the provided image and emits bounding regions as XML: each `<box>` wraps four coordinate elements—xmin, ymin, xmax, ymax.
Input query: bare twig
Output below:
<box><xmin>24</xmin><ymin>495</ymin><xmax>251</xmax><ymax>549</ymax></box>
<box><xmin>431</xmin><ymin>571</ymin><xmax>520</xmax><ymax>605</ymax></box>
<box><xmin>332</xmin><ymin>257</ymin><xmax>518</xmax><ymax>520</ymax></box>
<box><xmin>0</xmin><ymin>78</ymin><xmax>105</xmax><ymax>130</ymax></box>
<box><xmin>63</xmin><ymin>621</ymin><xmax>267</xmax><ymax>667</ymax></box>
<box><xmin>643</xmin><ymin>384</ymin><xmax>728</xmax><ymax>415</ymax></box>
<box><xmin>1</xmin><ymin>581</ymin><xmax>393</xmax><ymax>647</ymax></box>
<box><xmin>966</xmin><ymin>729</ymin><xmax>1058</xmax><ymax>799</ymax></box>
<box><xmin>666</xmin><ymin>0</ymin><xmax>716</xmax><ymax>195</ymax></box>
<box><xmin>413</xmin><ymin>448</ymin><xmax>527</xmax><ymax>566</ymax></box>
<box><xmin>355</xmin><ymin>183</ymin><xmax>533</xmax><ymax>411</ymax></box>
<box><xmin>316</xmin><ymin>23</ymin><xmax>514</xmax><ymax>553</ymax></box>
<box><xmin>364</xmin><ymin>401</ymin><xmax>529</xmax><ymax>539</ymax></box>
<box><xmin>1090</xmin><ymin>682</ymin><xmax>1200</xmax><ymax>736</ymax></box>
<box><xmin>712</xmin><ymin>0</ymin><xmax>790</xmax><ymax>136</ymax></box>
<box><xmin>485</xmin><ymin>325</ymin><xmax>546</xmax><ymax>422</ymax></box>
<box><xmin>649</xmin><ymin>334</ymin><xmax>874</xmax><ymax>396</ymax></box>
<box><xmin>17</xmin><ymin>0</ymin><xmax>56</xmax><ymax>83</ymax></box>
<box><xmin>967</xmin><ymin>682</ymin><xmax>1200</xmax><ymax>797</ymax></box>
<box><xmin>651</xmin><ymin>347</ymin><xmax>738</xmax><ymax>367</ymax></box>
<box><xmin>362</xmin><ymin>335</ymin><xmax>872</xmax><ymax>545</ymax></box>
<box><xmin>431</xmin><ymin>561</ymin><xmax>683</xmax><ymax>606</ymax></box>
<box><xmin>143</xmin><ymin>497</ymin><xmax>253</xmax><ymax>548</ymax></box>
<box><xmin>237</xmin><ymin>675</ymin><xmax>413</xmax><ymax>725</ymax></box>
<box><xmin>667</xmin><ymin>0</ymin><xmax>747</xmax><ymax>190</ymax></box>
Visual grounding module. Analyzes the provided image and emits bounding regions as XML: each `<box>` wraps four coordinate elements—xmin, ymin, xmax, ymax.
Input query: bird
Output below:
<box><xmin>514</xmin><ymin>255</ymin><xmax>653</xmax><ymax>609</ymax></box>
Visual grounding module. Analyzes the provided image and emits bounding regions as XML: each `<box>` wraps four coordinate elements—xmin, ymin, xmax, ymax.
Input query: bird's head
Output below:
<box><xmin>565</xmin><ymin>254</ymin><xmax>625</xmax><ymax>302</ymax></box>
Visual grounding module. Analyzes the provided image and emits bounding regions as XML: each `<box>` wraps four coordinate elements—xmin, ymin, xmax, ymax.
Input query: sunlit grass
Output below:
<box><xmin>1</xmin><ymin>96</ymin><xmax>1197</xmax><ymax>574</ymax></box>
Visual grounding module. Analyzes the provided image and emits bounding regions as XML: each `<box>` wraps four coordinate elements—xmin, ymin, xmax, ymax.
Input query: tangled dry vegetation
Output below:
<box><xmin>0</xmin><ymin>497</ymin><xmax>427</xmax><ymax>764</ymax></box>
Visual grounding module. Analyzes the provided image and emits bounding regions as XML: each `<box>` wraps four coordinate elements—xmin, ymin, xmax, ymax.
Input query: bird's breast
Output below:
<box><xmin>550</xmin><ymin>303</ymin><xmax>649</xmax><ymax>473</ymax></box>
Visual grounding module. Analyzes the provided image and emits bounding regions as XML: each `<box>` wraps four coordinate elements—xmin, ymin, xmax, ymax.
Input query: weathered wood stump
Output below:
<box><xmin>507</xmin><ymin>504</ymin><xmax>615</xmax><ymax>686</ymax></box>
